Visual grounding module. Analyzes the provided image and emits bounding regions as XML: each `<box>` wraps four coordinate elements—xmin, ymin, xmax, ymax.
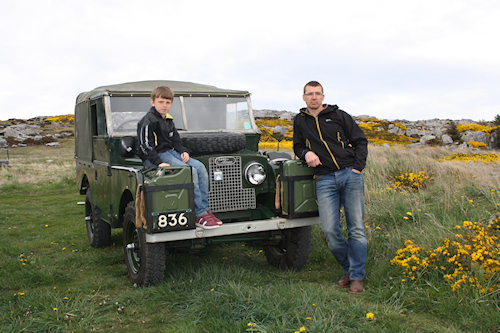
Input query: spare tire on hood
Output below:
<box><xmin>180</xmin><ymin>132</ymin><xmax>246</xmax><ymax>155</ymax></box>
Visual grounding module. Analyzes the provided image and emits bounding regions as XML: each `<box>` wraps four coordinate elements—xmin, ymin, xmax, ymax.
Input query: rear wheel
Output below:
<box><xmin>85</xmin><ymin>189</ymin><xmax>111</xmax><ymax>248</ymax></box>
<box><xmin>263</xmin><ymin>226</ymin><xmax>312</xmax><ymax>271</ymax></box>
<box><xmin>123</xmin><ymin>202</ymin><xmax>165</xmax><ymax>287</ymax></box>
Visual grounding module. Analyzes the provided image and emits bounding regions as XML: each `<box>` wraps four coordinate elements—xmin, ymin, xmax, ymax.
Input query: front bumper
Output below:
<box><xmin>145</xmin><ymin>216</ymin><xmax>320</xmax><ymax>243</ymax></box>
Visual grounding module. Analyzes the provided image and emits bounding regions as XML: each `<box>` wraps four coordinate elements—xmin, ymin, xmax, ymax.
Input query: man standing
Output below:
<box><xmin>293</xmin><ymin>81</ymin><xmax>368</xmax><ymax>293</ymax></box>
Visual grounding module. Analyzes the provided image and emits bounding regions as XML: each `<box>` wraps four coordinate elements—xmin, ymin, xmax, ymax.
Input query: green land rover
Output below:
<box><xmin>75</xmin><ymin>80</ymin><xmax>319</xmax><ymax>286</ymax></box>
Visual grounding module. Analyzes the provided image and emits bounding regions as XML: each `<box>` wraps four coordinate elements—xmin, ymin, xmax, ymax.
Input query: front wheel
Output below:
<box><xmin>263</xmin><ymin>226</ymin><xmax>312</xmax><ymax>271</ymax></box>
<box><xmin>123</xmin><ymin>202</ymin><xmax>166</xmax><ymax>287</ymax></box>
<box><xmin>85</xmin><ymin>189</ymin><xmax>111</xmax><ymax>248</ymax></box>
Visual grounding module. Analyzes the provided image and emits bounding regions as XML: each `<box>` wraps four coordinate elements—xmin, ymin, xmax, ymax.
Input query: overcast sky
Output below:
<box><xmin>1</xmin><ymin>0</ymin><xmax>499</xmax><ymax>122</ymax></box>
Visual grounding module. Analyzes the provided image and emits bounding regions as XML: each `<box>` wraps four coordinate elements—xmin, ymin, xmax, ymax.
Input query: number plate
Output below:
<box><xmin>152</xmin><ymin>210</ymin><xmax>191</xmax><ymax>231</ymax></box>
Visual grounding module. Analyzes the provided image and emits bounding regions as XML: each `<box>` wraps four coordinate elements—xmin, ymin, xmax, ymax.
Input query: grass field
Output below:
<box><xmin>1</xmin><ymin>140</ymin><xmax>499</xmax><ymax>332</ymax></box>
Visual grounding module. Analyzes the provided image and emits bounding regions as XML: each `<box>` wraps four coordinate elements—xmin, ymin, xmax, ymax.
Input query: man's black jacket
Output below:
<box><xmin>293</xmin><ymin>104</ymin><xmax>368</xmax><ymax>175</ymax></box>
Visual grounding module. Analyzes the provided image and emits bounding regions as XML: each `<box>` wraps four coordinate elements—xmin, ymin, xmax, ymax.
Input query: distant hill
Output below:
<box><xmin>0</xmin><ymin>112</ymin><xmax>498</xmax><ymax>150</ymax></box>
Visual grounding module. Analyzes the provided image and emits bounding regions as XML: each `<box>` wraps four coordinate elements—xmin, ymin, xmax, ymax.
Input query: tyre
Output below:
<box><xmin>181</xmin><ymin>132</ymin><xmax>246</xmax><ymax>155</ymax></box>
<box><xmin>122</xmin><ymin>202</ymin><xmax>166</xmax><ymax>287</ymax></box>
<box><xmin>263</xmin><ymin>226</ymin><xmax>312</xmax><ymax>271</ymax></box>
<box><xmin>85</xmin><ymin>189</ymin><xmax>111</xmax><ymax>248</ymax></box>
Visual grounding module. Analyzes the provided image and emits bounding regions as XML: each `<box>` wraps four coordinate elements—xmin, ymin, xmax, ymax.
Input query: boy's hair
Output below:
<box><xmin>303</xmin><ymin>81</ymin><xmax>323</xmax><ymax>94</ymax></box>
<box><xmin>151</xmin><ymin>86</ymin><xmax>174</xmax><ymax>101</ymax></box>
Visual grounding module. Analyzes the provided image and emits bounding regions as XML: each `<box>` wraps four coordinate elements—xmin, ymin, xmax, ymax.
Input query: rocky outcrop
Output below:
<box><xmin>0</xmin><ymin>117</ymin><xmax>74</xmax><ymax>148</ymax></box>
<box><xmin>253</xmin><ymin>109</ymin><xmax>296</xmax><ymax>120</ymax></box>
<box><xmin>254</xmin><ymin>110</ymin><xmax>497</xmax><ymax>149</ymax></box>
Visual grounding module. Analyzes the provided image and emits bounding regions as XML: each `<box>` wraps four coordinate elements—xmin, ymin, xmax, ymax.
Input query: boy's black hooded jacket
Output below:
<box><xmin>136</xmin><ymin>107</ymin><xmax>188</xmax><ymax>166</ymax></box>
<box><xmin>293</xmin><ymin>104</ymin><xmax>368</xmax><ymax>175</ymax></box>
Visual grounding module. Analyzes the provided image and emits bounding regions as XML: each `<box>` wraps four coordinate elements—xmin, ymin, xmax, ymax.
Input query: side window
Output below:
<box><xmin>91</xmin><ymin>101</ymin><xmax>107</xmax><ymax>136</ymax></box>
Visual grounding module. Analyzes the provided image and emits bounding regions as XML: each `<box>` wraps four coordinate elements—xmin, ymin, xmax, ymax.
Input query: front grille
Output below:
<box><xmin>208</xmin><ymin>156</ymin><xmax>256</xmax><ymax>212</ymax></box>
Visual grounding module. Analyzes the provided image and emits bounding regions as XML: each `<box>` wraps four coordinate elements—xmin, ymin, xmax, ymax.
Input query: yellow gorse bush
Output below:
<box><xmin>44</xmin><ymin>114</ymin><xmax>75</xmax><ymax>123</ymax></box>
<box><xmin>467</xmin><ymin>141</ymin><xmax>487</xmax><ymax>149</ymax></box>
<box><xmin>390</xmin><ymin>171</ymin><xmax>433</xmax><ymax>191</ymax></box>
<box><xmin>437</xmin><ymin>153</ymin><xmax>500</xmax><ymax>163</ymax></box>
<box><xmin>456</xmin><ymin>124</ymin><xmax>495</xmax><ymax>135</ymax></box>
<box><xmin>391</xmin><ymin>215</ymin><xmax>500</xmax><ymax>294</ymax></box>
<box><xmin>259</xmin><ymin>141</ymin><xmax>293</xmax><ymax>150</ymax></box>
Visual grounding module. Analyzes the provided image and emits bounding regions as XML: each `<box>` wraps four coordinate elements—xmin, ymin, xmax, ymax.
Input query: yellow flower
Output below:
<box><xmin>53</xmin><ymin>308</ymin><xmax>58</xmax><ymax>311</ymax></box>
<box><xmin>366</xmin><ymin>312</ymin><xmax>375</xmax><ymax>319</ymax></box>
<box><xmin>299</xmin><ymin>327</ymin><xmax>306</xmax><ymax>332</ymax></box>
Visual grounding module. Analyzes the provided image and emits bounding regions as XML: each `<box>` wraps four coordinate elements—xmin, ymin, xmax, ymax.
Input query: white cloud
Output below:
<box><xmin>0</xmin><ymin>0</ymin><xmax>499</xmax><ymax>121</ymax></box>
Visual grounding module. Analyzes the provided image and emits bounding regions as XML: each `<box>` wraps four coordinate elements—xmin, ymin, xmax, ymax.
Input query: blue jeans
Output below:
<box><xmin>315</xmin><ymin>167</ymin><xmax>367</xmax><ymax>281</ymax></box>
<box><xmin>144</xmin><ymin>150</ymin><xmax>209</xmax><ymax>218</ymax></box>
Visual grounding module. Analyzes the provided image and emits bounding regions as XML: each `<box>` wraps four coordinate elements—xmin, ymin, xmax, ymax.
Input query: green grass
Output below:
<box><xmin>1</xmin><ymin>142</ymin><xmax>499</xmax><ymax>332</ymax></box>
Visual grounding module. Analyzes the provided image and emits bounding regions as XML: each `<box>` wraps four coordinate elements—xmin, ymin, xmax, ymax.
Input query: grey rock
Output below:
<box><xmin>45</xmin><ymin>142</ymin><xmax>61</xmax><ymax>147</ymax></box>
<box><xmin>441</xmin><ymin>134</ymin><xmax>453</xmax><ymax>145</ymax></box>
<box><xmin>461</xmin><ymin>130</ymin><xmax>486</xmax><ymax>144</ymax></box>
<box><xmin>2</xmin><ymin>127</ymin><xmax>24</xmax><ymax>138</ymax></box>
<box><xmin>387</xmin><ymin>124</ymin><xmax>405</xmax><ymax>135</ymax></box>
<box><xmin>420</xmin><ymin>135</ymin><xmax>436</xmax><ymax>145</ymax></box>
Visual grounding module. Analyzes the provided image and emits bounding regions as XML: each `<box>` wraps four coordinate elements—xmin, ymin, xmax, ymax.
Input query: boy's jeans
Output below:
<box><xmin>315</xmin><ymin>167</ymin><xmax>367</xmax><ymax>281</ymax></box>
<box><xmin>144</xmin><ymin>150</ymin><xmax>209</xmax><ymax>218</ymax></box>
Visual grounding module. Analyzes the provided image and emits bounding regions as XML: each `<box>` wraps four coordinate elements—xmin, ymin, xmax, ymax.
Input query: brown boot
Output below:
<box><xmin>336</xmin><ymin>274</ymin><xmax>350</xmax><ymax>288</ymax></box>
<box><xmin>349</xmin><ymin>280</ymin><xmax>364</xmax><ymax>294</ymax></box>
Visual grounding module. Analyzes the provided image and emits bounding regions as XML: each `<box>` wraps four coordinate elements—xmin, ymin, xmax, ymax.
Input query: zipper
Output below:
<box><xmin>337</xmin><ymin>132</ymin><xmax>345</xmax><ymax>148</ymax></box>
<box><xmin>314</xmin><ymin>116</ymin><xmax>340</xmax><ymax>169</ymax></box>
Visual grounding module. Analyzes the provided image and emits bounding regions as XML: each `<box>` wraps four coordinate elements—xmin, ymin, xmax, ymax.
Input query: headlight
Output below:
<box><xmin>244</xmin><ymin>162</ymin><xmax>266</xmax><ymax>185</ymax></box>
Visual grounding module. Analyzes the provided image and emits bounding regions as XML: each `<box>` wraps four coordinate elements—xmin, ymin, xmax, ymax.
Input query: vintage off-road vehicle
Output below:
<box><xmin>75</xmin><ymin>80</ymin><xmax>319</xmax><ymax>286</ymax></box>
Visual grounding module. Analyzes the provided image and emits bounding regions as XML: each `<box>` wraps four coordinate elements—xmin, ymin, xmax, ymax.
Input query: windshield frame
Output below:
<box><xmin>105</xmin><ymin>94</ymin><xmax>259</xmax><ymax>137</ymax></box>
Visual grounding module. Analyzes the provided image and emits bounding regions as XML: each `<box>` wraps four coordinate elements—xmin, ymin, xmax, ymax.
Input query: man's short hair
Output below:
<box><xmin>151</xmin><ymin>86</ymin><xmax>174</xmax><ymax>101</ymax></box>
<box><xmin>303</xmin><ymin>81</ymin><xmax>323</xmax><ymax>94</ymax></box>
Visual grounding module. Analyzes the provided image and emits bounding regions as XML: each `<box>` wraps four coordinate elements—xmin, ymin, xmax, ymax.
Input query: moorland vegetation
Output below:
<box><xmin>0</xmin><ymin>115</ymin><xmax>499</xmax><ymax>332</ymax></box>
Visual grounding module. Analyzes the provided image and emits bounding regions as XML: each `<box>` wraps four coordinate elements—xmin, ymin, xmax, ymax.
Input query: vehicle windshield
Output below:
<box><xmin>109</xmin><ymin>96</ymin><xmax>182</xmax><ymax>134</ymax></box>
<box><xmin>183</xmin><ymin>97</ymin><xmax>252</xmax><ymax>131</ymax></box>
<box><xmin>109</xmin><ymin>96</ymin><xmax>253</xmax><ymax>135</ymax></box>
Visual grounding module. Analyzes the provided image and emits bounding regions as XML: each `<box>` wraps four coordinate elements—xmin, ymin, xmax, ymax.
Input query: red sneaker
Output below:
<box><xmin>208</xmin><ymin>210</ymin><xmax>223</xmax><ymax>225</ymax></box>
<box><xmin>196</xmin><ymin>212</ymin><xmax>219</xmax><ymax>229</ymax></box>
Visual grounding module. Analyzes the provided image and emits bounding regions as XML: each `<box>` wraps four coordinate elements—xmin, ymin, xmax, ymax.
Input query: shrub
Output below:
<box><xmin>44</xmin><ymin>114</ymin><xmax>75</xmax><ymax>123</ymax></box>
<box><xmin>426</xmin><ymin>138</ymin><xmax>443</xmax><ymax>147</ymax></box>
<box><xmin>437</xmin><ymin>153</ymin><xmax>500</xmax><ymax>163</ymax></box>
<box><xmin>389</xmin><ymin>171</ymin><xmax>433</xmax><ymax>191</ymax></box>
<box><xmin>456</xmin><ymin>124</ymin><xmax>495</xmax><ymax>135</ymax></box>
<box><xmin>468</xmin><ymin>141</ymin><xmax>487</xmax><ymax>149</ymax></box>
<box><xmin>391</xmin><ymin>215</ymin><xmax>500</xmax><ymax>294</ymax></box>
<box><xmin>446</xmin><ymin>121</ymin><xmax>462</xmax><ymax>143</ymax></box>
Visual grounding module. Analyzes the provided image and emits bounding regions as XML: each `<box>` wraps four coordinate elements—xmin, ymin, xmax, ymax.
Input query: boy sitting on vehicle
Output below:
<box><xmin>137</xmin><ymin>86</ymin><xmax>222</xmax><ymax>229</ymax></box>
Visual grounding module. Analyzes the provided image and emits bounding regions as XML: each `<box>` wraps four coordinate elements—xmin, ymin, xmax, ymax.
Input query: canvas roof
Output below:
<box><xmin>76</xmin><ymin>80</ymin><xmax>250</xmax><ymax>104</ymax></box>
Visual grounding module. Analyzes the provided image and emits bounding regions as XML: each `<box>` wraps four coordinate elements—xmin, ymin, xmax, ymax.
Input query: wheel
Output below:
<box><xmin>180</xmin><ymin>132</ymin><xmax>246</xmax><ymax>155</ymax></box>
<box><xmin>85</xmin><ymin>189</ymin><xmax>111</xmax><ymax>248</ymax></box>
<box><xmin>123</xmin><ymin>202</ymin><xmax>165</xmax><ymax>287</ymax></box>
<box><xmin>263</xmin><ymin>226</ymin><xmax>312</xmax><ymax>271</ymax></box>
